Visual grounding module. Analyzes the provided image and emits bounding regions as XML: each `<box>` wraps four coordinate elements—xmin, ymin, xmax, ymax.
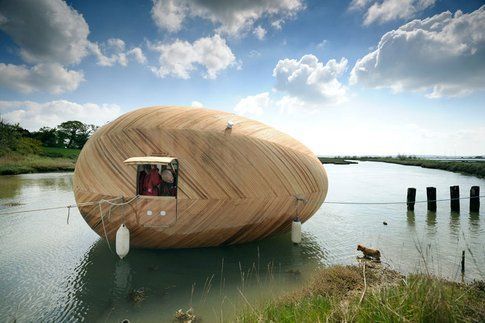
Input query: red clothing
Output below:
<box><xmin>143</xmin><ymin>169</ymin><xmax>162</xmax><ymax>196</ymax></box>
<box><xmin>138</xmin><ymin>171</ymin><xmax>147</xmax><ymax>194</ymax></box>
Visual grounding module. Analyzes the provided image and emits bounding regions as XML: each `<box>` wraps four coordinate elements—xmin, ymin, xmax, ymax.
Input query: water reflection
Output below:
<box><xmin>449</xmin><ymin>212</ymin><xmax>461</xmax><ymax>239</ymax></box>
<box><xmin>426</xmin><ymin>211</ymin><xmax>437</xmax><ymax>236</ymax></box>
<box><xmin>0</xmin><ymin>173</ymin><xmax>72</xmax><ymax>201</ymax></box>
<box><xmin>35</xmin><ymin>176</ymin><xmax>73</xmax><ymax>191</ymax></box>
<box><xmin>468</xmin><ymin>212</ymin><xmax>480</xmax><ymax>236</ymax></box>
<box><xmin>0</xmin><ymin>175</ymin><xmax>22</xmax><ymax>200</ymax></box>
<box><xmin>59</xmin><ymin>232</ymin><xmax>324</xmax><ymax>322</ymax></box>
<box><xmin>406</xmin><ymin>210</ymin><xmax>415</xmax><ymax>227</ymax></box>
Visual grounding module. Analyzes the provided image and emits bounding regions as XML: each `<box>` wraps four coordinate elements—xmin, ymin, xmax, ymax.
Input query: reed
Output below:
<box><xmin>236</xmin><ymin>265</ymin><xmax>485</xmax><ymax>322</ymax></box>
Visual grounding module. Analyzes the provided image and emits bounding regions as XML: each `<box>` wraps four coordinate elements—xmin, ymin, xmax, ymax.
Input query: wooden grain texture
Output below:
<box><xmin>73</xmin><ymin>106</ymin><xmax>328</xmax><ymax>248</ymax></box>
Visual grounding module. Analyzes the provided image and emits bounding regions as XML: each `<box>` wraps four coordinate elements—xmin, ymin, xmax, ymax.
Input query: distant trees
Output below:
<box><xmin>397</xmin><ymin>154</ymin><xmax>417</xmax><ymax>160</ymax></box>
<box><xmin>0</xmin><ymin>118</ymin><xmax>98</xmax><ymax>156</ymax></box>
<box><xmin>0</xmin><ymin>118</ymin><xmax>21</xmax><ymax>153</ymax></box>
<box><xmin>32</xmin><ymin>127</ymin><xmax>59</xmax><ymax>147</ymax></box>
<box><xmin>56</xmin><ymin>121</ymin><xmax>98</xmax><ymax>149</ymax></box>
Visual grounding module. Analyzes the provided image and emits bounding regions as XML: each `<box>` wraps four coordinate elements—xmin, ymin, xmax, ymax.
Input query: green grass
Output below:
<box><xmin>318</xmin><ymin>157</ymin><xmax>357</xmax><ymax>165</ymax></box>
<box><xmin>349</xmin><ymin>275</ymin><xmax>485</xmax><ymax>322</ymax></box>
<box><xmin>0</xmin><ymin>152</ymin><xmax>76</xmax><ymax>175</ymax></box>
<box><xmin>360</xmin><ymin>157</ymin><xmax>485</xmax><ymax>178</ymax></box>
<box><xmin>40</xmin><ymin>147</ymin><xmax>80</xmax><ymax>159</ymax></box>
<box><xmin>236</xmin><ymin>265</ymin><xmax>485</xmax><ymax>322</ymax></box>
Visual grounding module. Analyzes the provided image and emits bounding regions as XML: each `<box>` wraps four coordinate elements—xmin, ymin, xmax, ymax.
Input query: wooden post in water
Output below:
<box><xmin>450</xmin><ymin>186</ymin><xmax>460</xmax><ymax>212</ymax></box>
<box><xmin>426</xmin><ymin>187</ymin><xmax>437</xmax><ymax>211</ymax></box>
<box><xmin>461</xmin><ymin>250</ymin><xmax>465</xmax><ymax>274</ymax></box>
<box><xmin>470</xmin><ymin>186</ymin><xmax>480</xmax><ymax>213</ymax></box>
<box><xmin>407</xmin><ymin>188</ymin><xmax>416</xmax><ymax>211</ymax></box>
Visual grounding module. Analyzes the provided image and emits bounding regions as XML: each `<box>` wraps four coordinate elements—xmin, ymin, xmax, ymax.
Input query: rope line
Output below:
<box><xmin>98</xmin><ymin>202</ymin><xmax>113</xmax><ymax>253</ymax></box>
<box><xmin>323</xmin><ymin>195</ymin><xmax>484</xmax><ymax>205</ymax></box>
<box><xmin>0</xmin><ymin>195</ymin><xmax>482</xmax><ymax>216</ymax></box>
<box><xmin>0</xmin><ymin>196</ymin><xmax>135</xmax><ymax>215</ymax></box>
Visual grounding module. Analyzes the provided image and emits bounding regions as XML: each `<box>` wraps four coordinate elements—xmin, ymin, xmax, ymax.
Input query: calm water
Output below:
<box><xmin>0</xmin><ymin>162</ymin><xmax>484</xmax><ymax>322</ymax></box>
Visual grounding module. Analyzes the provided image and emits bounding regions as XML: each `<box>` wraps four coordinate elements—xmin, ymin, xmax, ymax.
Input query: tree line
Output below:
<box><xmin>0</xmin><ymin>118</ymin><xmax>98</xmax><ymax>156</ymax></box>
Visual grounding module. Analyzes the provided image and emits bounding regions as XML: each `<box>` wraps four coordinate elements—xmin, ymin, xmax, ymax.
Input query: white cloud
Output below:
<box><xmin>88</xmin><ymin>39</ymin><xmax>147</xmax><ymax>67</ymax></box>
<box><xmin>149</xmin><ymin>34</ymin><xmax>235</xmax><ymax>79</ymax></box>
<box><xmin>253</xmin><ymin>25</ymin><xmax>267</xmax><ymax>40</ymax></box>
<box><xmin>150</xmin><ymin>0</ymin><xmax>304</xmax><ymax>37</ymax></box>
<box><xmin>350</xmin><ymin>0</ymin><xmax>436</xmax><ymax>25</ymax></box>
<box><xmin>350</xmin><ymin>6</ymin><xmax>485</xmax><ymax>98</ymax></box>
<box><xmin>349</xmin><ymin>0</ymin><xmax>371</xmax><ymax>10</ymax></box>
<box><xmin>273</xmin><ymin>54</ymin><xmax>348</xmax><ymax>107</ymax></box>
<box><xmin>235</xmin><ymin>54</ymin><xmax>348</xmax><ymax>114</ymax></box>
<box><xmin>0</xmin><ymin>0</ymin><xmax>90</xmax><ymax>65</ymax></box>
<box><xmin>88</xmin><ymin>42</ymin><xmax>129</xmax><ymax>67</ymax></box>
<box><xmin>107</xmin><ymin>38</ymin><xmax>126</xmax><ymax>51</ymax></box>
<box><xmin>191</xmin><ymin>101</ymin><xmax>203</xmax><ymax>107</ymax></box>
<box><xmin>0</xmin><ymin>100</ymin><xmax>121</xmax><ymax>130</ymax></box>
<box><xmin>271</xmin><ymin>19</ymin><xmax>284</xmax><ymax>30</ymax></box>
<box><xmin>0</xmin><ymin>63</ymin><xmax>84</xmax><ymax>94</ymax></box>
<box><xmin>275</xmin><ymin>95</ymin><xmax>310</xmax><ymax>114</ymax></box>
<box><xmin>234</xmin><ymin>92</ymin><xmax>271</xmax><ymax>115</ymax></box>
<box><xmin>128</xmin><ymin>47</ymin><xmax>147</xmax><ymax>64</ymax></box>
<box><xmin>151</xmin><ymin>0</ymin><xmax>187</xmax><ymax>33</ymax></box>
<box><xmin>0</xmin><ymin>1</ymin><xmax>142</xmax><ymax>68</ymax></box>
<box><xmin>0</xmin><ymin>0</ymin><xmax>145</xmax><ymax>95</ymax></box>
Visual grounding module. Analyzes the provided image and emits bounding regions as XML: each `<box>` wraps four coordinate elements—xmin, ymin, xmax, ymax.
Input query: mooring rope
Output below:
<box><xmin>0</xmin><ymin>196</ymin><xmax>136</xmax><ymax>215</ymax></box>
<box><xmin>323</xmin><ymin>195</ymin><xmax>485</xmax><ymax>205</ymax></box>
<box><xmin>0</xmin><ymin>195</ymin><xmax>483</xmax><ymax>216</ymax></box>
<box><xmin>99</xmin><ymin>196</ymin><xmax>139</xmax><ymax>206</ymax></box>
<box><xmin>98</xmin><ymin>202</ymin><xmax>113</xmax><ymax>253</ymax></box>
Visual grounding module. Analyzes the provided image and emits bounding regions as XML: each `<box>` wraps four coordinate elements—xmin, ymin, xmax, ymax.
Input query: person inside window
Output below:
<box><xmin>138</xmin><ymin>165</ymin><xmax>148</xmax><ymax>195</ymax></box>
<box><xmin>160</xmin><ymin>168</ymin><xmax>176</xmax><ymax>196</ymax></box>
<box><xmin>143</xmin><ymin>164</ymin><xmax>162</xmax><ymax>196</ymax></box>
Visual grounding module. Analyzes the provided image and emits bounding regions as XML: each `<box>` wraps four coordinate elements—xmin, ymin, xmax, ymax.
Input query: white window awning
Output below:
<box><xmin>123</xmin><ymin>156</ymin><xmax>176</xmax><ymax>165</ymax></box>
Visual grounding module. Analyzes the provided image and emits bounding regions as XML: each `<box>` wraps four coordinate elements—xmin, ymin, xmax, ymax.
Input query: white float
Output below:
<box><xmin>116</xmin><ymin>224</ymin><xmax>130</xmax><ymax>259</ymax></box>
<box><xmin>291</xmin><ymin>219</ymin><xmax>302</xmax><ymax>244</ymax></box>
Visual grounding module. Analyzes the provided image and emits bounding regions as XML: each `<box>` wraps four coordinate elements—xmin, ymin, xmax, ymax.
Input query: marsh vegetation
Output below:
<box><xmin>0</xmin><ymin>119</ymin><xmax>86</xmax><ymax>174</ymax></box>
<box><xmin>237</xmin><ymin>265</ymin><xmax>485</xmax><ymax>322</ymax></box>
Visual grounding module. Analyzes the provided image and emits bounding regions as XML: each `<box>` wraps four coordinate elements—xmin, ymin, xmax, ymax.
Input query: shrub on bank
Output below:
<box><xmin>15</xmin><ymin>138</ymin><xmax>43</xmax><ymax>155</ymax></box>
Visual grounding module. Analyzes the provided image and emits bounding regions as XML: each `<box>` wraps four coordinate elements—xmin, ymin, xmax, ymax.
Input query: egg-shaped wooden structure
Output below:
<box><xmin>73</xmin><ymin>106</ymin><xmax>328</xmax><ymax>248</ymax></box>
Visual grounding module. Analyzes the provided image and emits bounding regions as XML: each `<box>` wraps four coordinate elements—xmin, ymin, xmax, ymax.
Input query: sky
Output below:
<box><xmin>0</xmin><ymin>0</ymin><xmax>484</xmax><ymax>156</ymax></box>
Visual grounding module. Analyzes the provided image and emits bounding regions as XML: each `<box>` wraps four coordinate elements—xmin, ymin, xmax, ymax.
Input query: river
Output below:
<box><xmin>0</xmin><ymin>161</ymin><xmax>483</xmax><ymax>322</ymax></box>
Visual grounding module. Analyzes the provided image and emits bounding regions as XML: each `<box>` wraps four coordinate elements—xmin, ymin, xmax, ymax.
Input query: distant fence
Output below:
<box><xmin>406</xmin><ymin>185</ymin><xmax>480</xmax><ymax>213</ymax></box>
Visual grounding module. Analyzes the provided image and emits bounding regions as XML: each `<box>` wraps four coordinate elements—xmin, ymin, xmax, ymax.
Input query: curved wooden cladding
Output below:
<box><xmin>73</xmin><ymin>106</ymin><xmax>328</xmax><ymax>248</ymax></box>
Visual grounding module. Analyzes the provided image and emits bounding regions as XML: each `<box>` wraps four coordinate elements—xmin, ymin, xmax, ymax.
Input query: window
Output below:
<box><xmin>124</xmin><ymin>157</ymin><xmax>178</xmax><ymax>197</ymax></box>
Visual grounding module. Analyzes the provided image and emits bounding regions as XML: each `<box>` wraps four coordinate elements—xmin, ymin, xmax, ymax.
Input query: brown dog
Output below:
<box><xmin>357</xmin><ymin>244</ymin><xmax>381</xmax><ymax>261</ymax></box>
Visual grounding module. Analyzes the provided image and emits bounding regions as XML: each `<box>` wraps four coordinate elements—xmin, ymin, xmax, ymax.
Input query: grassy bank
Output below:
<box><xmin>359</xmin><ymin>157</ymin><xmax>485</xmax><ymax>178</ymax></box>
<box><xmin>237</xmin><ymin>265</ymin><xmax>485</xmax><ymax>322</ymax></box>
<box><xmin>0</xmin><ymin>148</ymin><xmax>79</xmax><ymax>175</ymax></box>
<box><xmin>318</xmin><ymin>157</ymin><xmax>357</xmax><ymax>165</ymax></box>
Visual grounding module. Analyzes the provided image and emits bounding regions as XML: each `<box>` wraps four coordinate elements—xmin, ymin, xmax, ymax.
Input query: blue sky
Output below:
<box><xmin>0</xmin><ymin>0</ymin><xmax>484</xmax><ymax>156</ymax></box>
